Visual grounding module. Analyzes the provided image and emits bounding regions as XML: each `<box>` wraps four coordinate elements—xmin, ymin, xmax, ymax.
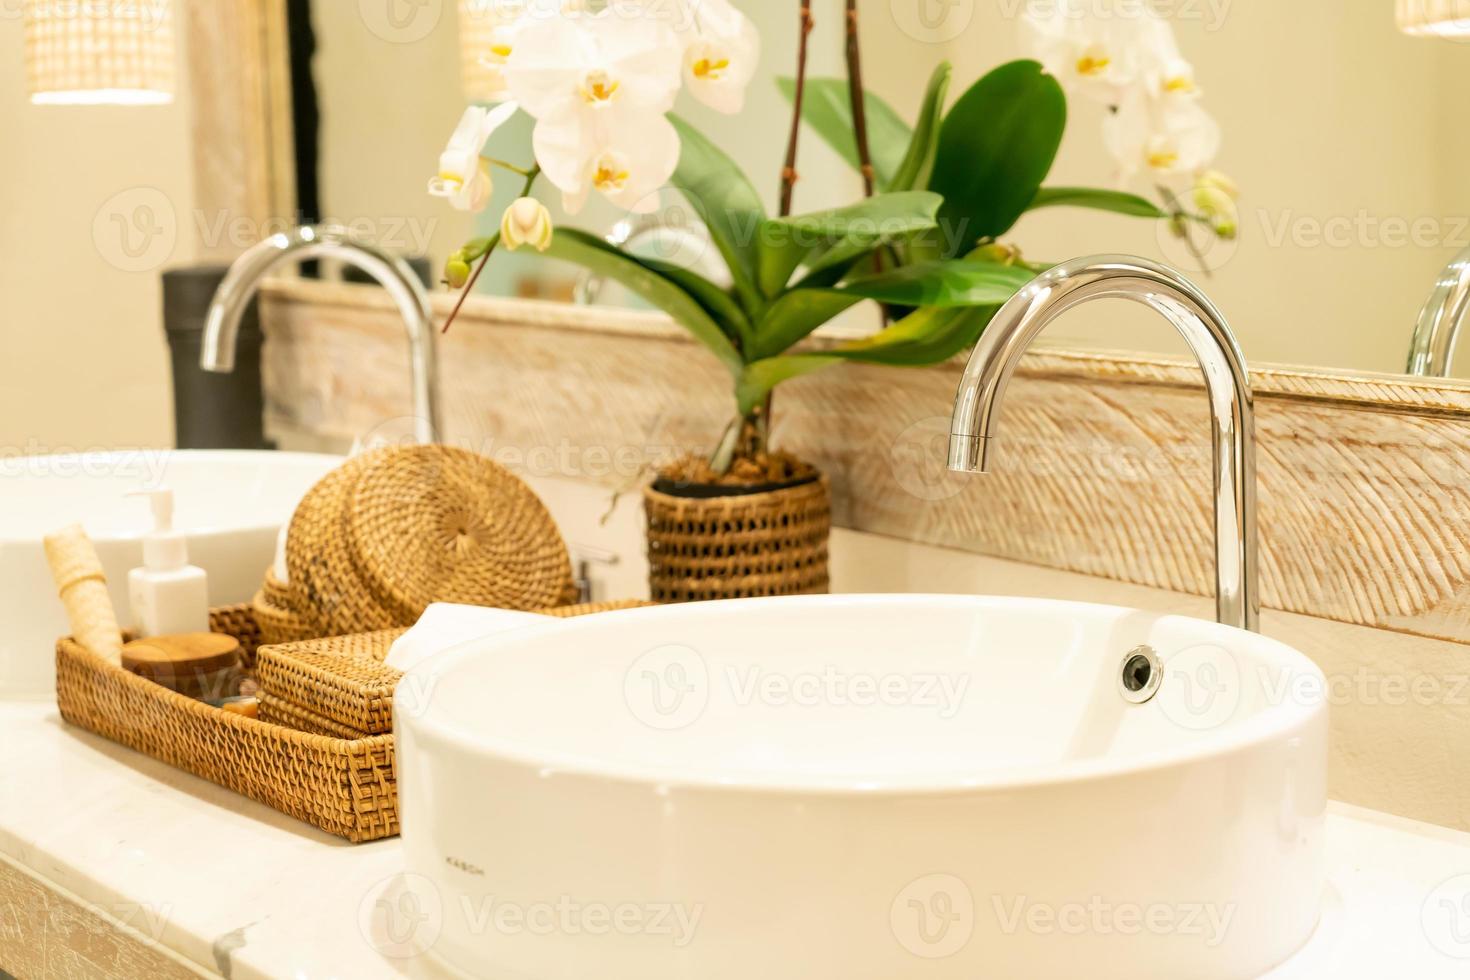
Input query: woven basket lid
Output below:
<box><xmin>346</xmin><ymin>445</ymin><xmax>574</xmax><ymax>619</ymax></box>
<box><xmin>285</xmin><ymin>451</ymin><xmax>404</xmax><ymax>638</ymax></box>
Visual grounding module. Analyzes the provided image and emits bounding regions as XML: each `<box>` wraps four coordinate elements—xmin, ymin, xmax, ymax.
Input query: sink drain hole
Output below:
<box><xmin>1118</xmin><ymin>645</ymin><xmax>1163</xmax><ymax>704</ymax></box>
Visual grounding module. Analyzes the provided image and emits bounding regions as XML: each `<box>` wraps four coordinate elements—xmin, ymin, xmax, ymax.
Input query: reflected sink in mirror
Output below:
<box><xmin>0</xmin><ymin>450</ymin><xmax>340</xmax><ymax>698</ymax></box>
<box><xmin>397</xmin><ymin>594</ymin><xmax>1329</xmax><ymax>980</ymax></box>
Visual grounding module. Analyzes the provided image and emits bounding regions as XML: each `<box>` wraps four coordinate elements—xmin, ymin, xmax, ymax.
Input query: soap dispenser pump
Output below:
<box><xmin>127</xmin><ymin>488</ymin><xmax>209</xmax><ymax>638</ymax></box>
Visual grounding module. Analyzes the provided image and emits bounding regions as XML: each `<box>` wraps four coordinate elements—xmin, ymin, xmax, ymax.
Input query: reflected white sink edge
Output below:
<box><xmin>0</xmin><ymin>450</ymin><xmax>341</xmax><ymax>698</ymax></box>
<box><xmin>397</xmin><ymin>594</ymin><xmax>1330</xmax><ymax>980</ymax></box>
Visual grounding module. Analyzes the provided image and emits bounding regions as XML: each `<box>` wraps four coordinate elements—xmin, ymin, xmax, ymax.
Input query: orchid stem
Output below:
<box><xmin>441</xmin><ymin>165</ymin><xmax>542</xmax><ymax>334</ymax></box>
<box><xmin>845</xmin><ymin>0</ymin><xmax>875</xmax><ymax>199</ymax></box>
<box><xmin>482</xmin><ymin>156</ymin><xmax>535</xmax><ymax>177</ymax></box>
<box><xmin>1156</xmin><ymin>183</ymin><xmax>1214</xmax><ymax>279</ymax></box>
<box><xmin>779</xmin><ymin>0</ymin><xmax>813</xmax><ymax>217</ymax></box>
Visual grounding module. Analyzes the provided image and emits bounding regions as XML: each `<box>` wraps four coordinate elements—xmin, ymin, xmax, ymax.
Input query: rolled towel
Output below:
<box><xmin>44</xmin><ymin>524</ymin><xmax>124</xmax><ymax>664</ymax></box>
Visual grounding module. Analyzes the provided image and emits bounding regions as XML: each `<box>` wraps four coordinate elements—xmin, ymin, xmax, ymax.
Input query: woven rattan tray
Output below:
<box><xmin>256</xmin><ymin>599</ymin><xmax>650</xmax><ymax>738</ymax></box>
<box><xmin>56</xmin><ymin>600</ymin><xmax>647</xmax><ymax>843</ymax></box>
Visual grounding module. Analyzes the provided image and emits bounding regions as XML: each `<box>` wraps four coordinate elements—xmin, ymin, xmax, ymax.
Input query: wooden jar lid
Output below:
<box><xmin>122</xmin><ymin>632</ymin><xmax>242</xmax><ymax>698</ymax></box>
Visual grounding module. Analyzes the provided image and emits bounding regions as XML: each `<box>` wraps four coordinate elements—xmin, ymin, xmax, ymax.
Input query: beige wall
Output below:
<box><xmin>0</xmin><ymin>10</ymin><xmax>194</xmax><ymax>454</ymax></box>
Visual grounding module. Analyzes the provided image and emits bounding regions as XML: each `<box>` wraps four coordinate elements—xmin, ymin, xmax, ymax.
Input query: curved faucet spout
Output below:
<box><xmin>200</xmin><ymin>224</ymin><xmax>442</xmax><ymax>444</ymax></box>
<box><xmin>1406</xmin><ymin>245</ymin><xmax>1470</xmax><ymax>377</ymax></box>
<box><xmin>947</xmin><ymin>255</ymin><xmax>1259</xmax><ymax>632</ymax></box>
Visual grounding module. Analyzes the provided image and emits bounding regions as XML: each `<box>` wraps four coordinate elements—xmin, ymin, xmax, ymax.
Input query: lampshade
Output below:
<box><xmin>24</xmin><ymin>0</ymin><xmax>176</xmax><ymax>106</ymax></box>
<box><xmin>1398</xmin><ymin>0</ymin><xmax>1470</xmax><ymax>37</ymax></box>
<box><xmin>458</xmin><ymin>0</ymin><xmax>518</xmax><ymax>102</ymax></box>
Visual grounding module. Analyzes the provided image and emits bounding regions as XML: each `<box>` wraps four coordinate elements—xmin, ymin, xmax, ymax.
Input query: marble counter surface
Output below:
<box><xmin>4</xmin><ymin>697</ymin><xmax>1470</xmax><ymax>978</ymax></box>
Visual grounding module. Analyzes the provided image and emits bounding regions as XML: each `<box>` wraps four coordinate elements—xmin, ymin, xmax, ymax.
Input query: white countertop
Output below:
<box><xmin>4</xmin><ymin>699</ymin><xmax>1470</xmax><ymax>979</ymax></box>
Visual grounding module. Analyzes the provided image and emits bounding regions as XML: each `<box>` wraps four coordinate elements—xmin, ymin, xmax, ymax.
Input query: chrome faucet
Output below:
<box><xmin>1405</xmin><ymin>245</ymin><xmax>1470</xmax><ymax>377</ymax></box>
<box><xmin>947</xmin><ymin>255</ymin><xmax>1259</xmax><ymax>632</ymax></box>
<box><xmin>200</xmin><ymin>224</ymin><xmax>442</xmax><ymax>443</ymax></box>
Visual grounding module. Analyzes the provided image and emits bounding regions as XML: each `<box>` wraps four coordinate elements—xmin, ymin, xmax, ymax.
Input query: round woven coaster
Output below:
<box><xmin>285</xmin><ymin>450</ymin><xmax>404</xmax><ymax>638</ymax></box>
<box><xmin>346</xmin><ymin>445</ymin><xmax>574</xmax><ymax>618</ymax></box>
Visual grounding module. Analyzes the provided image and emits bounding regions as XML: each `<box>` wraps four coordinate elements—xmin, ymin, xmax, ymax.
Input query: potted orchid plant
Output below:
<box><xmin>429</xmin><ymin>0</ymin><xmax>1236</xmax><ymax>601</ymax></box>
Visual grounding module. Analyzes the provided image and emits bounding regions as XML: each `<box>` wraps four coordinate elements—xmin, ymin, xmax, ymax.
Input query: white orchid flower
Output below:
<box><xmin>533</xmin><ymin>108</ymin><xmax>680</xmax><ymax>214</ymax></box>
<box><xmin>428</xmin><ymin>101</ymin><xmax>520</xmax><ymax>211</ymax></box>
<box><xmin>1152</xmin><ymin>56</ymin><xmax>1201</xmax><ymax>100</ymax></box>
<box><xmin>505</xmin><ymin>14</ymin><xmax>682</xmax><ymax>123</ymax></box>
<box><xmin>1103</xmin><ymin>87</ymin><xmax>1221</xmax><ymax>179</ymax></box>
<box><xmin>505</xmin><ymin>14</ymin><xmax>682</xmax><ymax>213</ymax></box>
<box><xmin>1022</xmin><ymin>0</ymin><xmax>1174</xmax><ymax>106</ymax></box>
<box><xmin>674</xmin><ymin>0</ymin><xmax>760</xmax><ymax>114</ymax></box>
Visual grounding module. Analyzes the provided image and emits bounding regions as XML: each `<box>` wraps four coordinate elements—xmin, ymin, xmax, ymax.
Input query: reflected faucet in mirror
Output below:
<box><xmin>1405</xmin><ymin>246</ymin><xmax>1470</xmax><ymax>377</ymax></box>
<box><xmin>200</xmin><ymin>225</ymin><xmax>442</xmax><ymax>444</ymax></box>
<box><xmin>948</xmin><ymin>256</ymin><xmax>1260</xmax><ymax>633</ymax></box>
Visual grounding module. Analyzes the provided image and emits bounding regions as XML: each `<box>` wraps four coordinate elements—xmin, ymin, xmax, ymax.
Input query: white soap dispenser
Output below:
<box><xmin>127</xmin><ymin>488</ymin><xmax>209</xmax><ymax>637</ymax></box>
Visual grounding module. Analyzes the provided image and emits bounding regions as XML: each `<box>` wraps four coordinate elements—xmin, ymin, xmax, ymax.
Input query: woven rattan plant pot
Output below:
<box><xmin>644</xmin><ymin>473</ymin><xmax>831</xmax><ymax>603</ymax></box>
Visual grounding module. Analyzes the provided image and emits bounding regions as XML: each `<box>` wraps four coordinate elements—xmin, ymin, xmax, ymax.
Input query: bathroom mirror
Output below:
<box><xmin>276</xmin><ymin>1</ymin><xmax>1470</xmax><ymax>379</ymax></box>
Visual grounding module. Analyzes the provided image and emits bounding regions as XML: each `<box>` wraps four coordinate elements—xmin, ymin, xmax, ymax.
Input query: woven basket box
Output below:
<box><xmin>56</xmin><ymin>601</ymin><xmax>647</xmax><ymax>843</ymax></box>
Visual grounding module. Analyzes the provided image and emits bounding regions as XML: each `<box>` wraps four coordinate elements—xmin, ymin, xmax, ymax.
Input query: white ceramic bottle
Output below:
<box><xmin>127</xmin><ymin>489</ymin><xmax>209</xmax><ymax>638</ymax></box>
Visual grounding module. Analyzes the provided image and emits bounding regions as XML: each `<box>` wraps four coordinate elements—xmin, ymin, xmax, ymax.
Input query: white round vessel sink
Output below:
<box><xmin>397</xmin><ymin>594</ymin><xmax>1329</xmax><ymax>980</ymax></box>
<box><xmin>0</xmin><ymin>450</ymin><xmax>340</xmax><ymax>697</ymax></box>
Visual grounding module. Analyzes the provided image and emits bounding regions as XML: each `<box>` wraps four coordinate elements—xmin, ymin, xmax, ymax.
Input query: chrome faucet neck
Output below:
<box><xmin>199</xmin><ymin>224</ymin><xmax>442</xmax><ymax>444</ymax></box>
<box><xmin>948</xmin><ymin>255</ymin><xmax>1259</xmax><ymax>632</ymax></box>
<box><xmin>1406</xmin><ymin>245</ymin><xmax>1470</xmax><ymax>377</ymax></box>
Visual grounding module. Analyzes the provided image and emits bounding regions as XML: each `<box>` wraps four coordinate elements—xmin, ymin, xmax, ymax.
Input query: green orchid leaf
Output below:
<box><xmin>544</xmin><ymin>229</ymin><xmax>743</xmax><ymax>375</ymax></box>
<box><xmin>750</xmin><ymin>290</ymin><xmax>864</xmax><ymax>361</ymax></box>
<box><xmin>737</xmin><ymin>355</ymin><xmax>843</xmax><ymax>415</ymax></box>
<box><xmin>928</xmin><ymin>60</ymin><xmax>1066</xmax><ymax>256</ymax></box>
<box><xmin>834</xmin><ymin>304</ymin><xmax>999</xmax><ymax>364</ymax></box>
<box><xmin>637</xmin><ymin>254</ymin><xmax>754</xmax><ymax>351</ymax></box>
<box><xmin>758</xmin><ymin>255</ymin><xmax>1028</xmax><ymax>359</ymax></box>
<box><xmin>834</xmin><ymin>259</ymin><xmax>1033</xmax><ymax>308</ymax></box>
<box><xmin>890</xmin><ymin>62</ymin><xmax>952</xmax><ymax>192</ymax></box>
<box><xmin>758</xmin><ymin>191</ymin><xmax>943</xmax><ymax>296</ymax></box>
<box><xmin>737</xmin><ymin>304</ymin><xmax>1000</xmax><ymax>412</ymax></box>
<box><xmin>775</xmin><ymin>76</ymin><xmax>911</xmax><ymax>190</ymax></box>
<box><xmin>1029</xmin><ymin>187</ymin><xmax>1168</xmax><ymax>218</ymax></box>
<box><xmin>669</xmin><ymin>113</ymin><xmax>767</xmax><ymax>317</ymax></box>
